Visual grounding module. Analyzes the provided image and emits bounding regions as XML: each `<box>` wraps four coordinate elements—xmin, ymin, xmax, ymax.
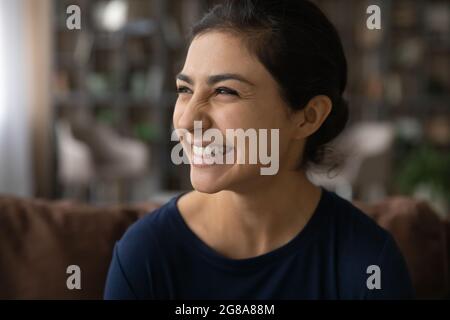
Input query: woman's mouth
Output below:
<box><xmin>191</xmin><ymin>144</ymin><xmax>234</xmax><ymax>166</ymax></box>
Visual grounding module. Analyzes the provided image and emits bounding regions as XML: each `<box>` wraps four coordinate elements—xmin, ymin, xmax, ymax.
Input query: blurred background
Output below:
<box><xmin>0</xmin><ymin>0</ymin><xmax>449</xmax><ymax>217</ymax></box>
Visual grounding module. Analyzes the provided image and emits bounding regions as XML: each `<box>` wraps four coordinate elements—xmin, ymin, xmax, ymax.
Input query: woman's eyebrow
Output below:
<box><xmin>176</xmin><ymin>73</ymin><xmax>254</xmax><ymax>86</ymax></box>
<box><xmin>207</xmin><ymin>73</ymin><xmax>255</xmax><ymax>86</ymax></box>
<box><xmin>176</xmin><ymin>73</ymin><xmax>193</xmax><ymax>84</ymax></box>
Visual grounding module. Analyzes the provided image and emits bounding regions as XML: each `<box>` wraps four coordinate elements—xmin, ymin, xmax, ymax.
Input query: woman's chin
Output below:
<box><xmin>189</xmin><ymin>164</ymin><xmax>232</xmax><ymax>194</ymax></box>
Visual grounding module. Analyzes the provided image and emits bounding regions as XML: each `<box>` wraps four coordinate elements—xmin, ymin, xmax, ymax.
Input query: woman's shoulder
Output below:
<box><xmin>324</xmin><ymin>190</ymin><xmax>390</xmax><ymax>246</ymax></box>
<box><xmin>116</xmin><ymin>194</ymin><xmax>184</xmax><ymax>258</ymax></box>
<box><xmin>105</xmin><ymin>195</ymin><xmax>187</xmax><ymax>299</ymax></box>
<box><xmin>322</xmin><ymin>190</ymin><xmax>413</xmax><ymax>298</ymax></box>
<box><xmin>321</xmin><ymin>190</ymin><xmax>393</xmax><ymax>277</ymax></box>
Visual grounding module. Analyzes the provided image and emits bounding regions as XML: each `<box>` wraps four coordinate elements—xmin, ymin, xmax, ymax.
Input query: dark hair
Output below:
<box><xmin>191</xmin><ymin>0</ymin><xmax>349</xmax><ymax>168</ymax></box>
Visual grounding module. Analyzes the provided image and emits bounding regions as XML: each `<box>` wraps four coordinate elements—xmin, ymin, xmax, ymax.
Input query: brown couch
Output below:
<box><xmin>0</xmin><ymin>194</ymin><xmax>448</xmax><ymax>299</ymax></box>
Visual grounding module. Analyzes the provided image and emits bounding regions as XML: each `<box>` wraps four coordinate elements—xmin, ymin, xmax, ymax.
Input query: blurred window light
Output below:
<box><xmin>0</xmin><ymin>3</ymin><xmax>5</xmax><ymax>128</ymax></box>
<box><xmin>0</xmin><ymin>0</ymin><xmax>32</xmax><ymax>197</ymax></box>
<box><xmin>94</xmin><ymin>0</ymin><xmax>129</xmax><ymax>32</ymax></box>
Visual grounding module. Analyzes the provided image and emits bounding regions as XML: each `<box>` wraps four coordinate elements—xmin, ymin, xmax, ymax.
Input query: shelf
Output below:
<box><xmin>54</xmin><ymin>91</ymin><xmax>176</xmax><ymax>108</ymax></box>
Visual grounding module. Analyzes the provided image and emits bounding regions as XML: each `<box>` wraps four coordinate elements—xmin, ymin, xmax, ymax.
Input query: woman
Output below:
<box><xmin>104</xmin><ymin>0</ymin><xmax>414</xmax><ymax>299</ymax></box>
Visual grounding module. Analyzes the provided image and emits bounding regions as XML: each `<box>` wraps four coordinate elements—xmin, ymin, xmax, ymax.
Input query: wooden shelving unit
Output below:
<box><xmin>51</xmin><ymin>0</ymin><xmax>207</xmax><ymax>203</ymax></box>
<box><xmin>315</xmin><ymin>0</ymin><xmax>450</xmax><ymax>123</ymax></box>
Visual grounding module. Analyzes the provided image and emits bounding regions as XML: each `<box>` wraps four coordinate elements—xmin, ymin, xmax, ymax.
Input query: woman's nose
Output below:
<box><xmin>176</xmin><ymin>99</ymin><xmax>212</xmax><ymax>133</ymax></box>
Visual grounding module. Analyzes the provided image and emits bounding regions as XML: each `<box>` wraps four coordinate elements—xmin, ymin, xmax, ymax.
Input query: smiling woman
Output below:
<box><xmin>104</xmin><ymin>0</ymin><xmax>414</xmax><ymax>300</ymax></box>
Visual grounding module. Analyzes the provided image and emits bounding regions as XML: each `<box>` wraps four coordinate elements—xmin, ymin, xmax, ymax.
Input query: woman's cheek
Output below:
<box><xmin>216</xmin><ymin>103</ymin><xmax>260</xmax><ymax>130</ymax></box>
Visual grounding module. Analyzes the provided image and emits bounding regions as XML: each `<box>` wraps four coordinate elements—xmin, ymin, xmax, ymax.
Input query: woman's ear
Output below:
<box><xmin>292</xmin><ymin>95</ymin><xmax>332</xmax><ymax>140</ymax></box>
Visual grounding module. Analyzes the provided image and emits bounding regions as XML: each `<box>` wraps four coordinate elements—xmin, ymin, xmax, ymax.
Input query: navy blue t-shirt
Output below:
<box><xmin>104</xmin><ymin>189</ymin><xmax>414</xmax><ymax>299</ymax></box>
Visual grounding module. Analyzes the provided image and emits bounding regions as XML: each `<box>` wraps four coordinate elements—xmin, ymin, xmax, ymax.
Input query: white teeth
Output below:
<box><xmin>192</xmin><ymin>145</ymin><xmax>204</xmax><ymax>157</ymax></box>
<box><xmin>192</xmin><ymin>144</ymin><xmax>233</xmax><ymax>158</ymax></box>
<box><xmin>193</xmin><ymin>145</ymin><xmax>220</xmax><ymax>157</ymax></box>
<box><xmin>205</xmin><ymin>145</ymin><xmax>215</xmax><ymax>156</ymax></box>
<box><xmin>221</xmin><ymin>146</ymin><xmax>233</xmax><ymax>155</ymax></box>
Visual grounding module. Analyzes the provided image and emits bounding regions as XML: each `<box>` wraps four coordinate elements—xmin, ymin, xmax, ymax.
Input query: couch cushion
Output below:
<box><xmin>0</xmin><ymin>195</ymin><xmax>159</xmax><ymax>299</ymax></box>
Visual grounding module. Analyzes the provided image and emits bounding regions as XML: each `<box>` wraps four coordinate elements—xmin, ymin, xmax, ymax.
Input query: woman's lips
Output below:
<box><xmin>190</xmin><ymin>144</ymin><xmax>234</xmax><ymax>166</ymax></box>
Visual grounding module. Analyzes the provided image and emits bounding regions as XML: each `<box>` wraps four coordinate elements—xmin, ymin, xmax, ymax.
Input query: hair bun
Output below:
<box><xmin>321</xmin><ymin>96</ymin><xmax>349</xmax><ymax>145</ymax></box>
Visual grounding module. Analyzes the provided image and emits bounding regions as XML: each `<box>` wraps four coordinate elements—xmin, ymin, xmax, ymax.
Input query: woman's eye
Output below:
<box><xmin>176</xmin><ymin>86</ymin><xmax>192</xmax><ymax>94</ymax></box>
<box><xmin>215</xmin><ymin>87</ymin><xmax>239</xmax><ymax>96</ymax></box>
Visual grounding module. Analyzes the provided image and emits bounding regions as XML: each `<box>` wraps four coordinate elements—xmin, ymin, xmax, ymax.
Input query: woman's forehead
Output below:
<box><xmin>181</xmin><ymin>32</ymin><xmax>269</xmax><ymax>84</ymax></box>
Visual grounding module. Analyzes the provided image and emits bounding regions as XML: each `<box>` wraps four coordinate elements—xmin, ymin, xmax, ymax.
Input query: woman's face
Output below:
<box><xmin>173</xmin><ymin>31</ymin><xmax>302</xmax><ymax>193</ymax></box>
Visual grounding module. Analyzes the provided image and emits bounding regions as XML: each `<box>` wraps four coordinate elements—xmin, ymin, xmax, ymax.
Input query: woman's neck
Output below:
<box><xmin>200</xmin><ymin>169</ymin><xmax>322</xmax><ymax>259</ymax></box>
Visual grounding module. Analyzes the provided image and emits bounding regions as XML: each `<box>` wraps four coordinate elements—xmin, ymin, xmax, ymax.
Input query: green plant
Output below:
<box><xmin>395</xmin><ymin>145</ymin><xmax>450</xmax><ymax>202</ymax></box>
